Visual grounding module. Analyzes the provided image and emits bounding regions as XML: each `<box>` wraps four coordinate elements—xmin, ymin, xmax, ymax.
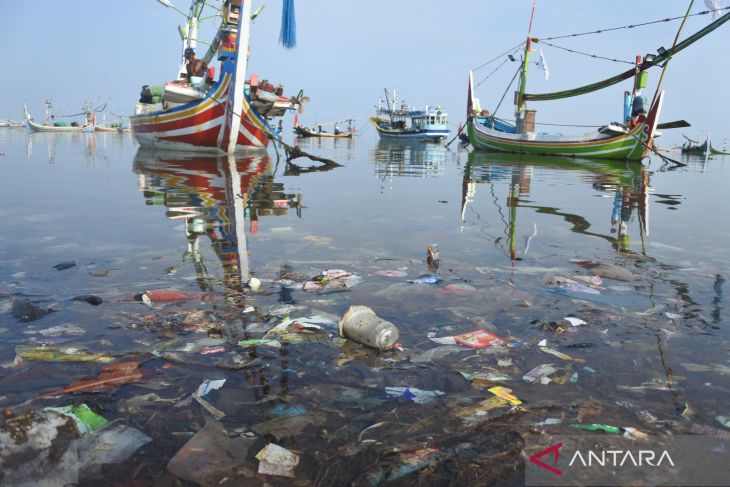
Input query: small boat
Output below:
<box><xmin>130</xmin><ymin>0</ymin><xmax>301</xmax><ymax>153</ymax></box>
<box><xmin>294</xmin><ymin>118</ymin><xmax>354</xmax><ymax>138</ymax></box>
<box><xmin>0</xmin><ymin>119</ymin><xmax>25</xmax><ymax>128</ymax></box>
<box><xmin>23</xmin><ymin>102</ymin><xmax>92</xmax><ymax>133</ymax></box>
<box><xmin>95</xmin><ymin>124</ymin><xmax>119</xmax><ymax>133</ymax></box>
<box><xmin>681</xmin><ymin>133</ymin><xmax>730</xmax><ymax>156</ymax></box>
<box><xmin>95</xmin><ymin>119</ymin><xmax>130</xmax><ymax>133</ymax></box>
<box><xmin>370</xmin><ymin>89</ymin><xmax>449</xmax><ymax>141</ymax></box>
<box><xmin>467</xmin><ymin>2</ymin><xmax>730</xmax><ymax>160</ymax></box>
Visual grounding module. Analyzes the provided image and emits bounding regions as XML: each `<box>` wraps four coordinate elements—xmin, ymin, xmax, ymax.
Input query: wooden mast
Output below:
<box><xmin>225</xmin><ymin>0</ymin><xmax>253</xmax><ymax>153</ymax></box>
<box><xmin>515</xmin><ymin>0</ymin><xmax>537</xmax><ymax>133</ymax></box>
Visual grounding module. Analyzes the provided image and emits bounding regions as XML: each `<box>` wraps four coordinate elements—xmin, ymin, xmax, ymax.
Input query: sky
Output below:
<box><xmin>2</xmin><ymin>0</ymin><xmax>728</xmax><ymax>146</ymax></box>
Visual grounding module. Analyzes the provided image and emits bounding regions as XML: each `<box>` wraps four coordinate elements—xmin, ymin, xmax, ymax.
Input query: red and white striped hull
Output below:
<box><xmin>131</xmin><ymin>72</ymin><xmax>271</xmax><ymax>153</ymax></box>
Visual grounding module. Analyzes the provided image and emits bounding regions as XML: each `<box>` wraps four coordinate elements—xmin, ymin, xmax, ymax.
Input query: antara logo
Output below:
<box><xmin>530</xmin><ymin>442</ymin><xmax>563</xmax><ymax>476</ymax></box>
<box><xmin>568</xmin><ymin>450</ymin><xmax>675</xmax><ymax>468</ymax></box>
<box><xmin>530</xmin><ymin>443</ymin><xmax>676</xmax><ymax>477</ymax></box>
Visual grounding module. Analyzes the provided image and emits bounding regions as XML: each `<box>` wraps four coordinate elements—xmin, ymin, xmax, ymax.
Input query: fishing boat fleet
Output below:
<box><xmin>8</xmin><ymin>1</ymin><xmax>730</xmax><ymax>162</ymax></box>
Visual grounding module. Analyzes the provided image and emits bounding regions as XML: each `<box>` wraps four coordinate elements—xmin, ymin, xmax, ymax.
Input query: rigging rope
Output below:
<box><xmin>539</xmin><ymin>40</ymin><xmax>634</xmax><ymax>64</ymax></box>
<box><xmin>539</xmin><ymin>6</ymin><xmax>730</xmax><ymax>41</ymax></box>
<box><xmin>492</xmin><ymin>65</ymin><xmax>521</xmax><ymax>119</ymax></box>
<box><xmin>482</xmin><ymin>117</ymin><xmax>603</xmax><ymax>128</ymax></box>
<box><xmin>524</xmin><ymin>10</ymin><xmax>730</xmax><ymax>102</ymax></box>
<box><xmin>475</xmin><ymin>59</ymin><xmax>509</xmax><ymax>88</ymax></box>
<box><xmin>472</xmin><ymin>42</ymin><xmax>524</xmax><ymax>71</ymax></box>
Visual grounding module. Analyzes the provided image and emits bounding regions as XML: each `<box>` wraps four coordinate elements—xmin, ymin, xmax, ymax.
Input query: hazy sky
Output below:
<box><xmin>2</xmin><ymin>1</ymin><xmax>728</xmax><ymax>145</ymax></box>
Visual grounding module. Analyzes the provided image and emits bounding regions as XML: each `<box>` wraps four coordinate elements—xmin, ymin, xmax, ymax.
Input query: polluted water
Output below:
<box><xmin>0</xmin><ymin>129</ymin><xmax>728</xmax><ymax>485</ymax></box>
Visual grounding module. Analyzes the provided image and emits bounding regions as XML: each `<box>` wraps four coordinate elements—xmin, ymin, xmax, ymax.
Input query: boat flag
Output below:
<box><xmin>705</xmin><ymin>0</ymin><xmax>723</xmax><ymax>20</ymax></box>
<box><xmin>293</xmin><ymin>113</ymin><xmax>299</xmax><ymax>127</ymax></box>
<box><xmin>538</xmin><ymin>48</ymin><xmax>550</xmax><ymax>80</ymax></box>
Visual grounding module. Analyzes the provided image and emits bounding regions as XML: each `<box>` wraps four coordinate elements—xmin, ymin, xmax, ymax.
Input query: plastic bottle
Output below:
<box><xmin>339</xmin><ymin>305</ymin><xmax>399</xmax><ymax>350</ymax></box>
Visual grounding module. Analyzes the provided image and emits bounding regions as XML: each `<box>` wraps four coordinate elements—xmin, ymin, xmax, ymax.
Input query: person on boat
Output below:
<box><xmin>184</xmin><ymin>47</ymin><xmax>208</xmax><ymax>81</ymax></box>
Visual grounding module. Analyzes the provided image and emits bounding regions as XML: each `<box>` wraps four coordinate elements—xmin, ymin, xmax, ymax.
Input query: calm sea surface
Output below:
<box><xmin>0</xmin><ymin>128</ymin><xmax>728</xmax><ymax>485</ymax></box>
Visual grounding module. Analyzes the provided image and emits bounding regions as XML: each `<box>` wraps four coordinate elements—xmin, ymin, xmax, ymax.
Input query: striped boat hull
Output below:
<box><xmin>130</xmin><ymin>61</ymin><xmax>271</xmax><ymax>153</ymax></box>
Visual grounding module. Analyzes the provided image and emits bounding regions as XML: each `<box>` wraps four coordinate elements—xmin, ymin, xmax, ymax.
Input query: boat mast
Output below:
<box><xmin>515</xmin><ymin>0</ymin><xmax>537</xmax><ymax>133</ymax></box>
<box><xmin>225</xmin><ymin>0</ymin><xmax>253</xmax><ymax>153</ymax></box>
<box><xmin>44</xmin><ymin>100</ymin><xmax>52</xmax><ymax>125</ymax></box>
<box><xmin>178</xmin><ymin>0</ymin><xmax>204</xmax><ymax>78</ymax></box>
<box><xmin>383</xmin><ymin>88</ymin><xmax>395</xmax><ymax>124</ymax></box>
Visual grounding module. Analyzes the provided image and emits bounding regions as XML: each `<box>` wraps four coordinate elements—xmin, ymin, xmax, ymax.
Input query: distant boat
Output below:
<box><xmin>370</xmin><ymin>89</ymin><xmax>449</xmax><ymax>142</ymax></box>
<box><xmin>681</xmin><ymin>134</ymin><xmax>729</xmax><ymax>156</ymax></box>
<box><xmin>95</xmin><ymin>120</ymin><xmax>131</xmax><ymax>133</ymax></box>
<box><xmin>294</xmin><ymin>118</ymin><xmax>354</xmax><ymax>138</ymax></box>
<box><xmin>0</xmin><ymin>119</ymin><xmax>25</xmax><ymax>128</ymax></box>
<box><xmin>23</xmin><ymin>102</ymin><xmax>92</xmax><ymax>133</ymax></box>
<box><xmin>95</xmin><ymin>124</ymin><xmax>118</xmax><ymax>133</ymax></box>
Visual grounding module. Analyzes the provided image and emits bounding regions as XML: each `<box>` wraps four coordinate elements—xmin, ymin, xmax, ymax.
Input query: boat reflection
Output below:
<box><xmin>24</xmin><ymin>131</ymin><xmax>133</xmax><ymax>166</ymax></box>
<box><xmin>292</xmin><ymin>134</ymin><xmax>356</xmax><ymax>162</ymax></box>
<box><xmin>133</xmin><ymin>149</ymin><xmax>303</xmax><ymax>294</ymax></box>
<box><xmin>461</xmin><ymin>152</ymin><xmax>652</xmax><ymax>261</ymax></box>
<box><xmin>371</xmin><ymin>140</ymin><xmax>447</xmax><ymax>179</ymax></box>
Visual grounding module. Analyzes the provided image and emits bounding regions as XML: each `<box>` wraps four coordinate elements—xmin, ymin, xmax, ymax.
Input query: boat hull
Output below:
<box><xmin>370</xmin><ymin>118</ymin><xmax>448</xmax><ymax>141</ymax></box>
<box><xmin>130</xmin><ymin>61</ymin><xmax>273</xmax><ymax>154</ymax></box>
<box><xmin>467</xmin><ymin>93</ymin><xmax>664</xmax><ymax>161</ymax></box>
<box><xmin>294</xmin><ymin>126</ymin><xmax>353</xmax><ymax>138</ymax></box>
<box><xmin>26</xmin><ymin>118</ymin><xmax>89</xmax><ymax>133</ymax></box>
<box><xmin>95</xmin><ymin>125</ymin><xmax>121</xmax><ymax>133</ymax></box>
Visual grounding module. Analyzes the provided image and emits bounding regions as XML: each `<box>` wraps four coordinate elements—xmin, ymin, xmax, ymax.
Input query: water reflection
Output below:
<box><xmin>371</xmin><ymin>140</ymin><xmax>447</xmax><ymax>178</ymax></box>
<box><xmin>292</xmin><ymin>136</ymin><xmax>357</xmax><ymax>163</ymax></box>
<box><xmin>133</xmin><ymin>150</ymin><xmax>302</xmax><ymax>294</ymax></box>
<box><xmin>24</xmin><ymin>131</ymin><xmax>134</xmax><ymax>166</ymax></box>
<box><xmin>462</xmin><ymin>152</ymin><xmax>651</xmax><ymax>261</ymax></box>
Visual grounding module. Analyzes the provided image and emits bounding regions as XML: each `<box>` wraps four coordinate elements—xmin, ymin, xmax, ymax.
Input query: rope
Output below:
<box><xmin>539</xmin><ymin>6</ymin><xmax>730</xmax><ymax>41</ymax></box>
<box><xmin>493</xmin><ymin>65</ymin><xmax>522</xmax><ymax>119</ymax></box>
<box><xmin>472</xmin><ymin>42</ymin><xmax>525</xmax><ymax>71</ymax></box>
<box><xmin>475</xmin><ymin>59</ymin><xmax>509</xmax><ymax>88</ymax></box>
<box><xmin>540</xmin><ymin>40</ymin><xmax>634</xmax><ymax>65</ymax></box>
<box><xmin>482</xmin><ymin>116</ymin><xmax>603</xmax><ymax>128</ymax></box>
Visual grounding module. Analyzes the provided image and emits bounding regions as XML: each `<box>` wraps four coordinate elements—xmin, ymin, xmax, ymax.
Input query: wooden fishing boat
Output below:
<box><xmin>23</xmin><ymin>104</ymin><xmax>92</xmax><ymax>133</ymax></box>
<box><xmin>371</xmin><ymin>89</ymin><xmax>449</xmax><ymax>141</ymax></box>
<box><xmin>130</xmin><ymin>0</ymin><xmax>300</xmax><ymax>153</ymax></box>
<box><xmin>294</xmin><ymin>118</ymin><xmax>354</xmax><ymax>138</ymax></box>
<box><xmin>95</xmin><ymin>124</ymin><xmax>120</xmax><ymax>133</ymax></box>
<box><xmin>467</xmin><ymin>2</ymin><xmax>730</xmax><ymax>161</ymax></box>
<box><xmin>0</xmin><ymin>119</ymin><xmax>25</xmax><ymax>128</ymax></box>
<box><xmin>468</xmin><ymin>71</ymin><xmax>663</xmax><ymax>160</ymax></box>
<box><xmin>681</xmin><ymin>134</ymin><xmax>730</xmax><ymax>155</ymax></box>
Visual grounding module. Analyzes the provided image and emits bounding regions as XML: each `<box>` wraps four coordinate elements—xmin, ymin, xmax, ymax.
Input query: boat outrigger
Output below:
<box><xmin>467</xmin><ymin>1</ymin><xmax>730</xmax><ymax>161</ymax></box>
<box><xmin>371</xmin><ymin>89</ymin><xmax>449</xmax><ymax>142</ymax></box>
<box><xmin>130</xmin><ymin>0</ymin><xmax>302</xmax><ymax>153</ymax></box>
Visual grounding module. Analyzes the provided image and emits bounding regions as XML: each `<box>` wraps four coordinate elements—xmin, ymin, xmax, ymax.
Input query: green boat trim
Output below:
<box><xmin>467</xmin><ymin>73</ymin><xmax>664</xmax><ymax>161</ymax></box>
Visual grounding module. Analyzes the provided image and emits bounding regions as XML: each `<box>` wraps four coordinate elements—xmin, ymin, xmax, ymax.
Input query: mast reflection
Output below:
<box><xmin>461</xmin><ymin>152</ymin><xmax>652</xmax><ymax>263</ymax></box>
<box><xmin>133</xmin><ymin>150</ymin><xmax>302</xmax><ymax>295</ymax></box>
